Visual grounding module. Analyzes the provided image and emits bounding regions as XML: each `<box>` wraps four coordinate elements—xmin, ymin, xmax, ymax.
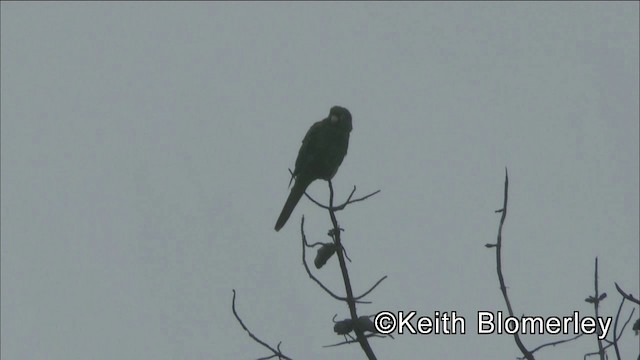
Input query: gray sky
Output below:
<box><xmin>2</xmin><ymin>2</ymin><xmax>638</xmax><ymax>359</ymax></box>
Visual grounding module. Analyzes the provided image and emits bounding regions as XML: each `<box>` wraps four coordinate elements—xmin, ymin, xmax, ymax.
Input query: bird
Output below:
<box><xmin>274</xmin><ymin>106</ymin><xmax>352</xmax><ymax>231</ymax></box>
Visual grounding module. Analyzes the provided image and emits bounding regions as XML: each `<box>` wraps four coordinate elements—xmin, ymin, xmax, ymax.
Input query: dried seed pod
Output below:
<box><xmin>314</xmin><ymin>243</ymin><xmax>337</xmax><ymax>269</ymax></box>
<box><xmin>333</xmin><ymin>318</ymin><xmax>354</xmax><ymax>335</ymax></box>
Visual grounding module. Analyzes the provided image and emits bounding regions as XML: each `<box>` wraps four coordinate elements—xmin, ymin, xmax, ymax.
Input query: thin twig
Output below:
<box><xmin>304</xmin><ymin>185</ymin><xmax>380</xmax><ymax>212</ymax></box>
<box><xmin>322</xmin><ymin>333</ymin><xmax>387</xmax><ymax>348</ymax></box>
<box><xmin>231</xmin><ymin>290</ymin><xmax>293</xmax><ymax>360</ymax></box>
<box><xmin>327</xmin><ymin>180</ymin><xmax>377</xmax><ymax>360</ymax></box>
<box><xmin>300</xmin><ymin>217</ymin><xmax>349</xmax><ymax>302</ymax></box>
<box><xmin>615</xmin><ymin>282</ymin><xmax>640</xmax><ymax>305</ymax></box>
<box><xmin>354</xmin><ymin>276</ymin><xmax>388</xmax><ymax>300</ymax></box>
<box><xmin>603</xmin><ymin>308</ymin><xmax>636</xmax><ymax>348</ymax></box>
<box><xmin>519</xmin><ymin>334</ymin><xmax>584</xmax><ymax>359</ymax></box>
<box><xmin>584</xmin><ymin>308</ymin><xmax>635</xmax><ymax>360</ymax></box>
<box><xmin>288</xmin><ymin>168</ymin><xmax>380</xmax><ymax>212</ymax></box>
<box><xmin>612</xmin><ymin>295</ymin><xmax>625</xmax><ymax>359</ymax></box>
<box><xmin>492</xmin><ymin>168</ymin><xmax>534</xmax><ymax>360</ymax></box>
<box><xmin>591</xmin><ymin>258</ymin><xmax>605</xmax><ymax>360</ymax></box>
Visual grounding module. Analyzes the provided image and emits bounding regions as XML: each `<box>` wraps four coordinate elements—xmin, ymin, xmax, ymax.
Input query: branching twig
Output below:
<box><xmin>290</xmin><ymin>171</ymin><xmax>383</xmax><ymax>358</ymax></box>
<box><xmin>231</xmin><ymin>290</ymin><xmax>293</xmax><ymax>360</ymax></box>
<box><xmin>583</xmin><ymin>308</ymin><xmax>635</xmax><ymax>360</ymax></box>
<box><xmin>327</xmin><ymin>180</ymin><xmax>378</xmax><ymax>360</ymax></box>
<box><xmin>615</xmin><ymin>282</ymin><xmax>640</xmax><ymax>305</ymax></box>
<box><xmin>288</xmin><ymin>168</ymin><xmax>380</xmax><ymax>212</ymax></box>
<box><xmin>300</xmin><ymin>217</ymin><xmax>349</xmax><ymax>302</ymax></box>
<box><xmin>305</xmin><ymin>185</ymin><xmax>380</xmax><ymax>212</ymax></box>
<box><xmin>612</xmin><ymin>293</ymin><xmax>626</xmax><ymax>359</ymax></box>
<box><xmin>322</xmin><ymin>333</ymin><xmax>387</xmax><ymax>348</ymax></box>
<box><xmin>517</xmin><ymin>333</ymin><xmax>584</xmax><ymax>359</ymax></box>
<box><xmin>490</xmin><ymin>168</ymin><xmax>534</xmax><ymax>360</ymax></box>
<box><xmin>583</xmin><ymin>264</ymin><xmax>638</xmax><ymax>360</ymax></box>
<box><xmin>300</xmin><ymin>217</ymin><xmax>372</xmax><ymax>304</ymax></box>
<box><xmin>488</xmin><ymin>169</ymin><xmax>635</xmax><ymax>360</ymax></box>
<box><xmin>591</xmin><ymin>258</ymin><xmax>605</xmax><ymax>360</ymax></box>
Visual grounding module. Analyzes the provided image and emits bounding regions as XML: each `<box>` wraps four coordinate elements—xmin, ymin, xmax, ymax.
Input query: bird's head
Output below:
<box><xmin>329</xmin><ymin>106</ymin><xmax>352</xmax><ymax>132</ymax></box>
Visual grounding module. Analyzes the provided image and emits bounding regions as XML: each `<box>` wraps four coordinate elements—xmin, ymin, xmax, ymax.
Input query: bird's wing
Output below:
<box><xmin>293</xmin><ymin>119</ymin><xmax>326</xmax><ymax>178</ymax></box>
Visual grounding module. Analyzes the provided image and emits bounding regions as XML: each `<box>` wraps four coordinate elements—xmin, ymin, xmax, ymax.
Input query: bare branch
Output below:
<box><xmin>300</xmin><ymin>217</ymin><xmax>349</xmax><ymax>302</ymax></box>
<box><xmin>231</xmin><ymin>290</ymin><xmax>293</xmax><ymax>360</ymax></box>
<box><xmin>583</xmin><ymin>307</ymin><xmax>635</xmax><ymax>360</ymax></box>
<box><xmin>611</xmin><ymin>292</ymin><xmax>626</xmax><ymax>359</ymax></box>
<box><xmin>354</xmin><ymin>276</ymin><xmax>388</xmax><ymax>300</ymax></box>
<box><xmin>303</xmin><ymin>185</ymin><xmax>380</xmax><ymax>212</ymax></box>
<box><xmin>518</xmin><ymin>334</ymin><xmax>584</xmax><ymax>359</ymax></box>
<box><xmin>615</xmin><ymin>282</ymin><xmax>640</xmax><ymax>305</ymax></box>
<box><xmin>489</xmin><ymin>168</ymin><xmax>534</xmax><ymax>360</ymax></box>
<box><xmin>322</xmin><ymin>333</ymin><xmax>388</xmax><ymax>348</ymax></box>
<box><xmin>327</xmin><ymin>180</ymin><xmax>378</xmax><ymax>360</ymax></box>
<box><xmin>605</xmin><ymin>306</ymin><xmax>636</xmax><ymax>360</ymax></box>
<box><xmin>590</xmin><ymin>258</ymin><xmax>605</xmax><ymax>360</ymax></box>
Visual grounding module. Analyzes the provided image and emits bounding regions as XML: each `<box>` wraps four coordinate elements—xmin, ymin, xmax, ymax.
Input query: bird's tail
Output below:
<box><xmin>275</xmin><ymin>177</ymin><xmax>312</xmax><ymax>231</ymax></box>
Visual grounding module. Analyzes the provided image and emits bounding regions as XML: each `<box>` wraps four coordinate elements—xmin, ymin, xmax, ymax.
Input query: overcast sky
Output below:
<box><xmin>2</xmin><ymin>2</ymin><xmax>638</xmax><ymax>359</ymax></box>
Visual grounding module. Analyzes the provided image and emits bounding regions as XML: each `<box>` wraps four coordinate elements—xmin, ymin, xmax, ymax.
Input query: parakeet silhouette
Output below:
<box><xmin>274</xmin><ymin>106</ymin><xmax>352</xmax><ymax>231</ymax></box>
